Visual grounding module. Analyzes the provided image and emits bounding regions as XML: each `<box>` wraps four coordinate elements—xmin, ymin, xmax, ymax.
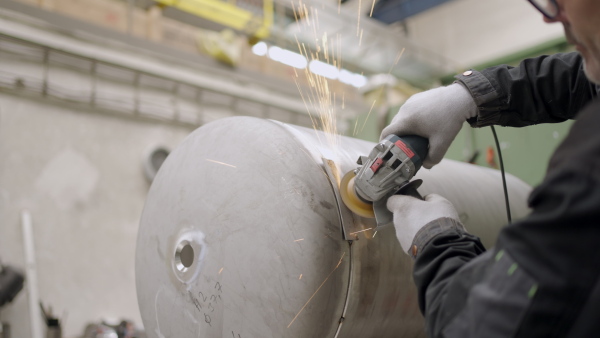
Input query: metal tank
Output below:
<box><xmin>135</xmin><ymin>116</ymin><xmax>531</xmax><ymax>338</ymax></box>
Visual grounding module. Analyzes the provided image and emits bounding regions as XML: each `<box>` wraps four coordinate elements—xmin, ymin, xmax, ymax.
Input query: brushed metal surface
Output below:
<box><xmin>135</xmin><ymin>116</ymin><xmax>531</xmax><ymax>337</ymax></box>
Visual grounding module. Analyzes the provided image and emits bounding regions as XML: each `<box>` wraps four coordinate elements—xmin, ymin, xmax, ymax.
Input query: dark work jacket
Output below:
<box><xmin>411</xmin><ymin>52</ymin><xmax>600</xmax><ymax>337</ymax></box>
<box><xmin>456</xmin><ymin>52</ymin><xmax>597</xmax><ymax>127</ymax></box>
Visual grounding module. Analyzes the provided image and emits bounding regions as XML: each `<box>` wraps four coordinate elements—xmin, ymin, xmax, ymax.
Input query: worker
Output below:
<box><xmin>383</xmin><ymin>0</ymin><xmax>600</xmax><ymax>336</ymax></box>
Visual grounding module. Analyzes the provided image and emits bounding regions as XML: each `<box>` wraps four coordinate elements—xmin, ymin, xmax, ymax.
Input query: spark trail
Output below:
<box><xmin>290</xmin><ymin>0</ymin><xmax>407</xmax><ymax>145</ymax></box>
<box><xmin>291</xmin><ymin>0</ymin><xmax>343</xmax><ymax>156</ymax></box>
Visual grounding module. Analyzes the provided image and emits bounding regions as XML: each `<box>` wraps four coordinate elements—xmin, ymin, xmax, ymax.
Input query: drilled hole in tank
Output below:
<box><xmin>175</xmin><ymin>242</ymin><xmax>194</xmax><ymax>272</ymax></box>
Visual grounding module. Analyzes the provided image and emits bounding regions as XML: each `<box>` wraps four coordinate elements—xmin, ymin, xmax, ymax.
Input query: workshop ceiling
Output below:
<box><xmin>137</xmin><ymin>0</ymin><xmax>460</xmax><ymax>87</ymax></box>
<box><xmin>269</xmin><ymin>0</ymin><xmax>459</xmax><ymax>87</ymax></box>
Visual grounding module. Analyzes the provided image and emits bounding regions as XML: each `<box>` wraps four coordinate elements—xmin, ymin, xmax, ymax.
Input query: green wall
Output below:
<box><xmin>445</xmin><ymin>122</ymin><xmax>573</xmax><ymax>187</ymax></box>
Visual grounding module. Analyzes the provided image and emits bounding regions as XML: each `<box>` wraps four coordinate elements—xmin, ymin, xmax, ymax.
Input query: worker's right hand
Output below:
<box><xmin>387</xmin><ymin>193</ymin><xmax>462</xmax><ymax>255</ymax></box>
<box><xmin>380</xmin><ymin>83</ymin><xmax>478</xmax><ymax>169</ymax></box>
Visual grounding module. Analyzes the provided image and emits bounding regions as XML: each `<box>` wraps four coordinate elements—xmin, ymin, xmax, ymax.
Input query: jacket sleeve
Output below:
<box><xmin>454</xmin><ymin>52</ymin><xmax>597</xmax><ymax>128</ymax></box>
<box><xmin>412</xmin><ymin>99</ymin><xmax>600</xmax><ymax>338</ymax></box>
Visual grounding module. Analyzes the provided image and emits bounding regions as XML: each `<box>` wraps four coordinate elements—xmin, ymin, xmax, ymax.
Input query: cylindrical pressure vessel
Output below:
<box><xmin>135</xmin><ymin>117</ymin><xmax>531</xmax><ymax>338</ymax></box>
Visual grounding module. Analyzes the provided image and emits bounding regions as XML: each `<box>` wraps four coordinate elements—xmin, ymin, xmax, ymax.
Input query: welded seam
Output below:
<box><xmin>318</xmin><ymin>158</ymin><xmax>356</xmax><ymax>336</ymax></box>
<box><xmin>320</xmin><ymin>157</ymin><xmax>352</xmax><ymax>240</ymax></box>
<box><xmin>333</xmin><ymin>240</ymin><xmax>354</xmax><ymax>338</ymax></box>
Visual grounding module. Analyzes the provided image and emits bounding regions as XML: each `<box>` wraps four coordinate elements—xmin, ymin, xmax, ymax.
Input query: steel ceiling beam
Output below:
<box><xmin>371</xmin><ymin>0</ymin><xmax>456</xmax><ymax>24</ymax></box>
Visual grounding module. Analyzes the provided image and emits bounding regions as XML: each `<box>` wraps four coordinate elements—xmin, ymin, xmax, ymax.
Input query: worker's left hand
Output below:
<box><xmin>380</xmin><ymin>84</ymin><xmax>477</xmax><ymax>169</ymax></box>
<box><xmin>387</xmin><ymin>193</ymin><xmax>460</xmax><ymax>254</ymax></box>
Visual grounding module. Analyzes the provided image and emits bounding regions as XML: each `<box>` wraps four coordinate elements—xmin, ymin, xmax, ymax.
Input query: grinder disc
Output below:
<box><xmin>339</xmin><ymin>171</ymin><xmax>375</xmax><ymax>218</ymax></box>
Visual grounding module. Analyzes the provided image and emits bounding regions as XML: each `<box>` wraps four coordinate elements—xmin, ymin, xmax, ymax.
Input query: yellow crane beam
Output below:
<box><xmin>156</xmin><ymin>0</ymin><xmax>273</xmax><ymax>39</ymax></box>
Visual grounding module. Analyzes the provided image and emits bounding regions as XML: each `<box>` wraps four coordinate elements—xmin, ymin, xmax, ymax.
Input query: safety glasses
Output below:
<box><xmin>527</xmin><ymin>0</ymin><xmax>559</xmax><ymax>20</ymax></box>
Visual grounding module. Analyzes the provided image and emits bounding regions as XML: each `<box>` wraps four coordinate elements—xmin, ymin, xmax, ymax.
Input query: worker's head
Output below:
<box><xmin>528</xmin><ymin>0</ymin><xmax>600</xmax><ymax>84</ymax></box>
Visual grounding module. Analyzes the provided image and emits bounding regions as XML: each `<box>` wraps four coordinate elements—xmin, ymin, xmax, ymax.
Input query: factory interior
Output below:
<box><xmin>0</xmin><ymin>0</ymin><xmax>577</xmax><ymax>337</ymax></box>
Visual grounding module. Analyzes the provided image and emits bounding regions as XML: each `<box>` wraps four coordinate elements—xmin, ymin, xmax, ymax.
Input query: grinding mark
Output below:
<box><xmin>154</xmin><ymin>286</ymin><xmax>166</xmax><ymax>338</ymax></box>
<box><xmin>185</xmin><ymin>310</ymin><xmax>199</xmax><ymax>324</ymax></box>
<box><xmin>184</xmin><ymin>310</ymin><xmax>202</xmax><ymax>338</ymax></box>
<box><xmin>287</xmin><ymin>252</ymin><xmax>346</xmax><ymax>329</ymax></box>
<box><xmin>294</xmin><ymin>238</ymin><xmax>304</xmax><ymax>242</ymax></box>
<box><xmin>320</xmin><ymin>200</ymin><xmax>334</xmax><ymax>210</ymax></box>
<box><xmin>276</xmin><ymin>276</ymin><xmax>287</xmax><ymax>312</ymax></box>
<box><xmin>323</xmin><ymin>158</ymin><xmax>341</xmax><ymax>187</ymax></box>
<box><xmin>155</xmin><ymin>236</ymin><xmax>165</xmax><ymax>260</ymax></box>
<box><xmin>280</xmin><ymin>177</ymin><xmax>303</xmax><ymax>202</ymax></box>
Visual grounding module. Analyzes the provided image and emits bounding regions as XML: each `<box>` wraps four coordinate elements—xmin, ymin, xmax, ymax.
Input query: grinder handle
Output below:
<box><xmin>396</xmin><ymin>179</ymin><xmax>425</xmax><ymax>201</ymax></box>
<box><xmin>397</xmin><ymin>135</ymin><xmax>429</xmax><ymax>171</ymax></box>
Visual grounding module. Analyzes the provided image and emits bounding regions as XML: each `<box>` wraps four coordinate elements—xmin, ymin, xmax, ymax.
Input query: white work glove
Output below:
<box><xmin>387</xmin><ymin>194</ymin><xmax>461</xmax><ymax>254</ymax></box>
<box><xmin>381</xmin><ymin>83</ymin><xmax>478</xmax><ymax>169</ymax></box>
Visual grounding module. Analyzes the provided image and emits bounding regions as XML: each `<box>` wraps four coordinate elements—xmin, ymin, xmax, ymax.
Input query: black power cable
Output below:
<box><xmin>490</xmin><ymin>126</ymin><xmax>512</xmax><ymax>224</ymax></box>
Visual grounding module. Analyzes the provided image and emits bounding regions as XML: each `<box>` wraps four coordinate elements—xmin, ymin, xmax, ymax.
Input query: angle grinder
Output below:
<box><xmin>340</xmin><ymin>134</ymin><xmax>429</xmax><ymax>227</ymax></box>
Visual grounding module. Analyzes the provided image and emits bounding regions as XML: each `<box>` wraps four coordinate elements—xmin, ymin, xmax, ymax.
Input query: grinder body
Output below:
<box><xmin>341</xmin><ymin>134</ymin><xmax>429</xmax><ymax>226</ymax></box>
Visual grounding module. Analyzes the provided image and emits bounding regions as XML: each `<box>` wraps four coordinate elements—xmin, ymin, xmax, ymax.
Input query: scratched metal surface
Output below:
<box><xmin>135</xmin><ymin>116</ymin><xmax>532</xmax><ymax>337</ymax></box>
